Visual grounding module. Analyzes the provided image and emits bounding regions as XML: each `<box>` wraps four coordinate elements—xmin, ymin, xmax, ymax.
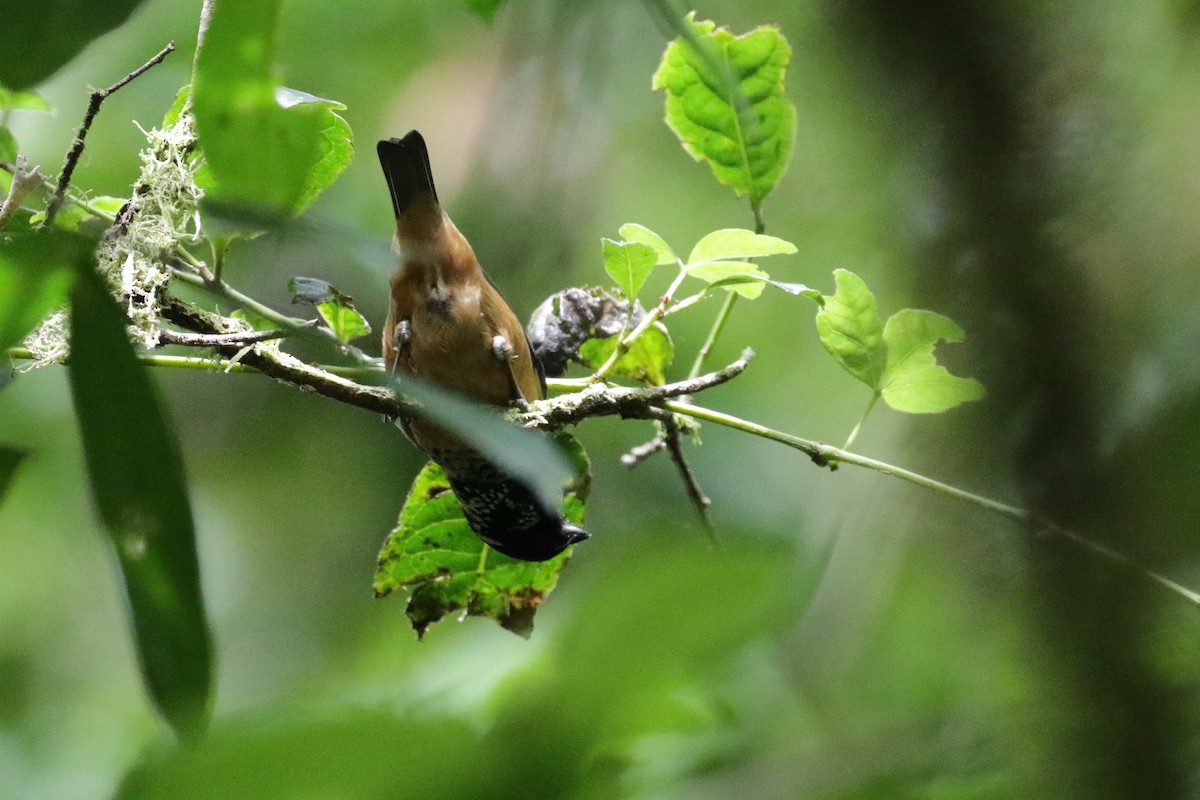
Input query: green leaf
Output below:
<box><xmin>163</xmin><ymin>85</ymin><xmax>191</xmax><ymax>127</ymax></box>
<box><xmin>30</xmin><ymin>196</ymin><xmax>124</xmax><ymax>231</ymax></box>
<box><xmin>651</xmin><ymin>14</ymin><xmax>795</xmax><ymax>207</ymax></box>
<box><xmin>0</xmin><ymin>126</ymin><xmax>17</xmax><ymax>163</ymax></box>
<box><xmin>687</xmin><ymin>228</ymin><xmax>796</xmax><ymax>265</ymax></box>
<box><xmin>287</xmin><ymin>276</ymin><xmax>371</xmax><ymax>344</ymax></box>
<box><xmin>687</xmin><ymin>260</ymin><xmax>768</xmax><ymax>298</ymax></box>
<box><xmin>618</xmin><ymin>223</ymin><xmax>677</xmax><ymax>265</ymax></box>
<box><xmin>67</xmin><ymin>264</ymin><xmax>212</xmax><ymax>739</ymax></box>
<box><xmin>375</xmin><ymin>433</ymin><xmax>589</xmax><ymax>638</ymax></box>
<box><xmin>705</xmin><ymin>271</ymin><xmax>821</xmax><ymax>301</ymax></box>
<box><xmin>0</xmin><ymin>446</ymin><xmax>26</xmax><ymax>507</ymax></box>
<box><xmin>465</xmin><ymin>0</ymin><xmax>507</xmax><ymax>22</ymax></box>
<box><xmin>0</xmin><ymin>230</ymin><xmax>81</xmax><ymax>351</ymax></box>
<box><xmin>880</xmin><ymin>309</ymin><xmax>986</xmax><ymax>413</ymax></box>
<box><xmin>602</xmin><ymin>238</ymin><xmax>657</xmax><ymax>301</ymax></box>
<box><xmin>577</xmin><ymin>323</ymin><xmax>674</xmax><ymax>385</ymax></box>
<box><xmin>315</xmin><ymin>301</ymin><xmax>371</xmax><ymax>344</ymax></box>
<box><xmin>0</xmin><ymin>86</ymin><xmax>49</xmax><ymax>111</ymax></box>
<box><xmin>192</xmin><ymin>1</ymin><xmax>354</xmax><ymax>222</ymax></box>
<box><xmin>815</xmin><ymin>269</ymin><xmax>887</xmax><ymax>389</ymax></box>
<box><xmin>0</xmin><ymin>0</ymin><xmax>149</xmax><ymax>91</ymax></box>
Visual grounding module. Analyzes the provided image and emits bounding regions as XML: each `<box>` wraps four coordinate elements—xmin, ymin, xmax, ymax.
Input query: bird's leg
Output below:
<box><xmin>491</xmin><ymin>334</ymin><xmax>529</xmax><ymax>407</ymax></box>
<box><xmin>391</xmin><ymin>319</ymin><xmax>412</xmax><ymax>376</ymax></box>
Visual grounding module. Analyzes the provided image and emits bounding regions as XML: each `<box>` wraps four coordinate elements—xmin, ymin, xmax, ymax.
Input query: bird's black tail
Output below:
<box><xmin>377</xmin><ymin>131</ymin><xmax>439</xmax><ymax>219</ymax></box>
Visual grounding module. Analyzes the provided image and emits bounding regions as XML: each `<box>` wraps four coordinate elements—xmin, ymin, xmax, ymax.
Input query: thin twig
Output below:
<box><xmin>0</xmin><ymin>157</ymin><xmax>44</xmax><ymax>232</ymax></box>
<box><xmin>659</xmin><ymin>412</ymin><xmax>716</xmax><ymax>539</ymax></box>
<box><xmin>621</xmin><ymin>428</ymin><xmax>667</xmax><ymax>467</ymax></box>
<box><xmin>43</xmin><ymin>41</ymin><xmax>175</xmax><ymax>227</ymax></box>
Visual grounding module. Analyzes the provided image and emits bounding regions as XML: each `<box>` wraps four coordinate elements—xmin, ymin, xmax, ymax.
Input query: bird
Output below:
<box><xmin>377</xmin><ymin>130</ymin><xmax>589</xmax><ymax>562</ymax></box>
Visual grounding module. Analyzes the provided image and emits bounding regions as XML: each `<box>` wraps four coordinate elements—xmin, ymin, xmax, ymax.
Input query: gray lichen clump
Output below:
<box><xmin>24</xmin><ymin>108</ymin><xmax>205</xmax><ymax>365</ymax></box>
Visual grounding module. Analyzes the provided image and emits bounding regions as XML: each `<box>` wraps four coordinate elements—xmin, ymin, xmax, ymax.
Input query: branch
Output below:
<box><xmin>664</xmin><ymin>400</ymin><xmax>1200</xmax><ymax>608</ymax></box>
<box><xmin>530</xmin><ymin>348</ymin><xmax>753</xmax><ymax>427</ymax></box>
<box><xmin>43</xmin><ymin>41</ymin><xmax>175</xmax><ymax>227</ymax></box>
<box><xmin>158</xmin><ymin>328</ymin><xmax>289</xmax><ymax>348</ymax></box>
<box><xmin>0</xmin><ymin>157</ymin><xmax>45</xmax><ymax>232</ymax></box>
<box><xmin>658</xmin><ymin>411</ymin><xmax>716</xmax><ymax>537</ymax></box>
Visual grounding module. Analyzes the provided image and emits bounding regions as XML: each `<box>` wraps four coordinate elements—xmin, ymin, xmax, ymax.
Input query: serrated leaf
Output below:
<box><xmin>880</xmin><ymin>309</ymin><xmax>986</xmax><ymax>413</ymax></box>
<box><xmin>651</xmin><ymin>14</ymin><xmax>795</xmax><ymax>206</ymax></box>
<box><xmin>577</xmin><ymin>323</ymin><xmax>674</xmax><ymax>385</ymax></box>
<box><xmin>815</xmin><ymin>269</ymin><xmax>887</xmax><ymax>389</ymax></box>
<box><xmin>192</xmin><ymin>1</ymin><xmax>354</xmax><ymax>223</ymax></box>
<box><xmin>68</xmin><ymin>261</ymin><xmax>212</xmax><ymax>739</ymax></box>
<box><xmin>618</xmin><ymin>223</ymin><xmax>677</xmax><ymax>265</ymax></box>
<box><xmin>687</xmin><ymin>228</ymin><xmax>796</xmax><ymax>265</ymax></box>
<box><xmin>602</xmin><ymin>238</ymin><xmax>657</xmax><ymax>301</ymax></box>
<box><xmin>0</xmin><ymin>230</ymin><xmax>80</xmax><ymax>351</ymax></box>
<box><xmin>375</xmin><ymin>434</ymin><xmax>589</xmax><ymax>638</ymax></box>
<box><xmin>0</xmin><ymin>446</ymin><xmax>26</xmax><ymax>507</ymax></box>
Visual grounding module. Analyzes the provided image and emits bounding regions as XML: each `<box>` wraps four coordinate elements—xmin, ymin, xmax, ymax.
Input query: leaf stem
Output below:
<box><xmin>842</xmin><ymin>392</ymin><xmax>880</xmax><ymax>450</ymax></box>
<box><xmin>686</xmin><ymin>290</ymin><xmax>738</xmax><ymax>380</ymax></box>
<box><xmin>591</xmin><ymin>266</ymin><xmax>689</xmax><ymax>382</ymax></box>
<box><xmin>664</xmin><ymin>400</ymin><xmax>1200</xmax><ymax>608</ymax></box>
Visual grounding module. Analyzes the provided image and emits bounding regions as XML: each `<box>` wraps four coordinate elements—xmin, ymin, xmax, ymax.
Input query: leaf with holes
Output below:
<box><xmin>652</xmin><ymin>14</ymin><xmax>795</xmax><ymax>207</ymax></box>
<box><xmin>374</xmin><ymin>435</ymin><xmax>590</xmax><ymax>639</ymax></box>
<box><xmin>880</xmin><ymin>309</ymin><xmax>985</xmax><ymax>413</ymax></box>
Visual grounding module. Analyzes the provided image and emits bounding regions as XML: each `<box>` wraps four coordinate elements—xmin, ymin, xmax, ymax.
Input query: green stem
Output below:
<box><xmin>664</xmin><ymin>400</ymin><xmax>1200</xmax><ymax>607</ymax></box>
<box><xmin>476</xmin><ymin>544</ymin><xmax>490</xmax><ymax>575</ymax></box>
<box><xmin>5</xmin><ymin>347</ymin><xmax>258</xmax><ymax>373</ymax></box>
<box><xmin>592</xmin><ymin>267</ymin><xmax>690</xmax><ymax>382</ymax></box>
<box><xmin>686</xmin><ymin>291</ymin><xmax>738</xmax><ymax>380</ymax></box>
<box><xmin>842</xmin><ymin>392</ymin><xmax>880</xmax><ymax>450</ymax></box>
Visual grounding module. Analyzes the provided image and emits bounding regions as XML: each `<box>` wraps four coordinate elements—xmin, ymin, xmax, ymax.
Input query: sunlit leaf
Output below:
<box><xmin>0</xmin><ymin>86</ymin><xmax>49</xmax><ymax>111</ymax></box>
<box><xmin>287</xmin><ymin>276</ymin><xmax>372</xmax><ymax>344</ymax></box>
<box><xmin>687</xmin><ymin>228</ymin><xmax>796</xmax><ymax>265</ymax></box>
<box><xmin>375</xmin><ymin>434</ymin><xmax>589</xmax><ymax>638</ymax></box>
<box><xmin>619</xmin><ymin>223</ymin><xmax>677</xmax><ymax>266</ymax></box>
<box><xmin>0</xmin><ymin>126</ymin><xmax>17</xmax><ymax>163</ymax></box>
<box><xmin>578</xmin><ymin>324</ymin><xmax>674</xmax><ymax>385</ymax></box>
<box><xmin>815</xmin><ymin>269</ymin><xmax>887</xmax><ymax>389</ymax></box>
<box><xmin>651</xmin><ymin>14</ymin><xmax>795</xmax><ymax>207</ymax></box>
<box><xmin>880</xmin><ymin>309</ymin><xmax>986</xmax><ymax>413</ymax></box>
<box><xmin>687</xmin><ymin>260</ymin><xmax>769</xmax><ymax>298</ymax></box>
<box><xmin>29</xmin><ymin>196</ymin><xmax>124</xmax><ymax>231</ymax></box>
<box><xmin>68</xmin><ymin>264</ymin><xmax>212</xmax><ymax>739</ymax></box>
<box><xmin>0</xmin><ymin>446</ymin><xmax>26</xmax><ymax>507</ymax></box>
<box><xmin>602</xmin><ymin>238</ymin><xmax>657</xmax><ymax>301</ymax></box>
<box><xmin>0</xmin><ymin>230</ymin><xmax>80</xmax><ymax>351</ymax></box>
<box><xmin>705</xmin><ymin>272</ymin><xmax>820</xmax><ymax>301</ymax></box>
<box><xmin>192</xmin><ymin>2</ymin><xmax>353</xmax><ymax>222</ymax></box>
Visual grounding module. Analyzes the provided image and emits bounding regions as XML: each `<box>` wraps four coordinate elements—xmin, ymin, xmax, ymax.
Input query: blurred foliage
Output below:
<box><xmin>1</xmin><ymin>1</ymin><xmax>1199</xmax><ymax>799</ymax></box>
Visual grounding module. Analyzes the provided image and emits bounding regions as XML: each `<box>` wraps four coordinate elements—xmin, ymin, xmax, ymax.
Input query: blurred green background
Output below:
<box><xmin>3</xmin><ymin>1</ymin><xmax>1200</xmax><ymax>798</ymax></box>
